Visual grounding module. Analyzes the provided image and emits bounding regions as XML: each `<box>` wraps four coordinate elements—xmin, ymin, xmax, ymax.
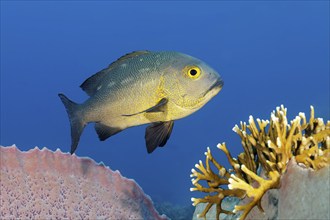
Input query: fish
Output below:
<box><xmin>58</xmin><ymin>51</ymin><xmax>223</xmax><ymax>154</ymax></box>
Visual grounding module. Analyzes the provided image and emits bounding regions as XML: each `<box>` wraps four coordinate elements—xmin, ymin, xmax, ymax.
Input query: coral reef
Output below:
<box><xmin>0</xmin><ymin>145</ymin><xmax>167</xmax><ymax>220</ymax></box>
<box><xmin>153</xmin><ymin>201</ymin><xmax>195</xmax><ymax>220</ymax></box>
<box><xmin>190</xmin><ymin>106</ymin><xmax>330</xmax><ymax>220</ymax></box>
<box><xmin>192</xmin><ymin>158</ymin><xmax>330</xmax><ymax>220</ymax></box>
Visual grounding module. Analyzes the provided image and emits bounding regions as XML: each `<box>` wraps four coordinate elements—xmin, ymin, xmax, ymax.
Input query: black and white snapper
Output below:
<box><xmin>59</xmin><ymin>51</ymin><xmax>223</xmax><ymax>154</ymax></box>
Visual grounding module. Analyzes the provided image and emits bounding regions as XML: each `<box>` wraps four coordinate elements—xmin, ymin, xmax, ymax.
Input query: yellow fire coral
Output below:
<box><xmin>190</xmin><ymin>105</ymin><xmax>330</xmax><ymax>220</ymax></box>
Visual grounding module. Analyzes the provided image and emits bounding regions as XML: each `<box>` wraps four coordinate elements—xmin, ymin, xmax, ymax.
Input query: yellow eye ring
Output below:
<box><xmin>186</xmin><ymin>66</ymin><xmax>201</xmax><ymax>79</ymax></box>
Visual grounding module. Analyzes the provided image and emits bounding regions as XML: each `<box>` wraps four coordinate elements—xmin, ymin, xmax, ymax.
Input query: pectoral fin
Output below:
<box><xmin>122</xmin><ymin>98</ymin><xmax>168</xmax><ymax>117</ymax></box>
<box><xmin>145</xmin><ymin>121</ymin><xmax>174</xmax><ymax>154</ymax></box>
<box><xmin>95</xmin><ymin>123</ymin><xmax>122</xmax><ymax>141</ymax></box>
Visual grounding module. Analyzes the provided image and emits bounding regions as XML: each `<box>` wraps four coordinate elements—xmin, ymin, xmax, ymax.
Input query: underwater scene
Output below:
<box><xmin>1</xmin><ymin>1</ymin><xmax>329</xmax><ymax>220</ymax></box>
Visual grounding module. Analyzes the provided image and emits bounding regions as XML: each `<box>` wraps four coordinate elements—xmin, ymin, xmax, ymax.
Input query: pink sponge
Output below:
<box><xmin>0</xmin><ymin>145</ymin><xmax>167</xmax><ymax>219</ymax></box>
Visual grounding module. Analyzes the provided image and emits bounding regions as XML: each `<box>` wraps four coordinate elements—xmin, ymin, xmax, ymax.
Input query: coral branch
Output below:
<box><xmin>229</xmin><ymin>166</ymin><xmax>280</xmax><ymax>220</ymax></box>
<box><xmin>191</xmin><ymin>105</ymin><xmax>330</xmax><ymax>220</ymax></box>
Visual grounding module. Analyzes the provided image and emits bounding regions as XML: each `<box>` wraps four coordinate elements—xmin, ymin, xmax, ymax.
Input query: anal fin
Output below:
<box><xmin>95</xmin><ymin>123</ymin><xmax>122</xmax><ymax>141</ymax></box>
<box><xmin>145</xmin><ymin>121</ymin><xmax>174</xmax><ymax>153</ymax></box>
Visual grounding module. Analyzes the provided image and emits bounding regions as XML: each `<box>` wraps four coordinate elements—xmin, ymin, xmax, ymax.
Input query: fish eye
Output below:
<box><xmin>186</xmin><ymin>66</ymin><xmax>201</xmax><ymax>79</ymax></box>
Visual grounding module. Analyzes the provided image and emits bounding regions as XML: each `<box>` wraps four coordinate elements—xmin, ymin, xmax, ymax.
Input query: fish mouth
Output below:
<box><xmin>203</xmin><ymin>79</ymin><xmax>224</xmax><ymax>97</ymax></box>
<box><xmin>174</xmin><ymin>78</ymin><xmax>224</xmax><ymax>111</ymax></box>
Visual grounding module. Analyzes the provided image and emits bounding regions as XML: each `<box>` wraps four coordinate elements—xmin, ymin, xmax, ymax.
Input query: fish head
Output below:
<box><xmin>164</xmin><ymin>53</ymin><xmax>223</xmax><ymax>113</ymax></box>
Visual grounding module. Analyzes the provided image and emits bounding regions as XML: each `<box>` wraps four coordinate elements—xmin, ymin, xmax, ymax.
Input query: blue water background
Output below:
<box><xmin>1</xmin><ymin>1</ymin><xmax>329</xmax><ymax>208</ymax></box>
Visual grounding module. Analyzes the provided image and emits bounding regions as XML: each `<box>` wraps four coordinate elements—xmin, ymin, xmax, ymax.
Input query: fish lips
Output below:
<box><xmin>203</xmin><ymin>79</ymin><xmax>224</xmax><ymax>97</ymax></box>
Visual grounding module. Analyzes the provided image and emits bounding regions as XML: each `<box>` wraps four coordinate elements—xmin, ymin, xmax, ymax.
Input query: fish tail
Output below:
<box><xmin>58</xmin><ymin>93</ymin><xmax>86</xmax><ymax>154</ymax></box>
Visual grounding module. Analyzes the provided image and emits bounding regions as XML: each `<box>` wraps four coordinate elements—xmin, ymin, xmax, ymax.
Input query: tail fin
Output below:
<box><xmin>58</xmin><ymin>93</ymin><xmax>85</xmax><ymax>154</ymax></box>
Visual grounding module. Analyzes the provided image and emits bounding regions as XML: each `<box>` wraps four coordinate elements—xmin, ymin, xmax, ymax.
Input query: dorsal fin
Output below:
<box><xmin>80</xmin><ymin>50</ymin><xmax>150</xmax><ymax>96</ymax></box>
<box><xmin>80</xmin><ymin>68</ymin><xmax>109</xmax><ymax>96</ymax></box>
<box><xmin>111</xmin><ymin>50</ymin><xmax>150</xmax><ymax>67</ymax></box>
